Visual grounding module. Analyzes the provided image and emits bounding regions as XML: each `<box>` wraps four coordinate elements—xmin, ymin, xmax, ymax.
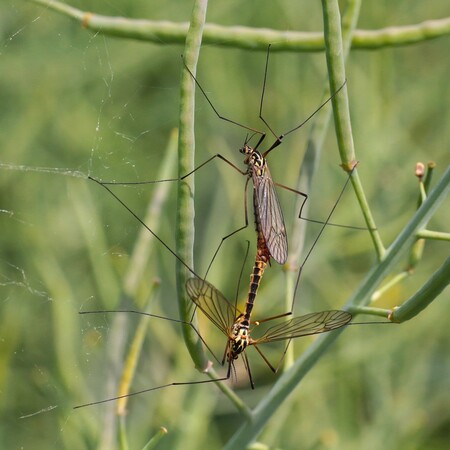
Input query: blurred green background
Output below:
<box><xmin>1</xmin><ymin>1</ymin><xmax>449</xmax><ymax>449</ymax></box>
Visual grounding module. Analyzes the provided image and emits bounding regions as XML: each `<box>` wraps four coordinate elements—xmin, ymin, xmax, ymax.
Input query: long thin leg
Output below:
<box><xmin>252</xmin><ymin>344</ymin><xmax>276</xmax><ymax>374</ymax></box>
<box><xmin>254</xmin><ymin>45</ymin><xmax>348</xmax><ymax>157</ymax></box>
<box><xmin>204</xmin><ymin>177</ymin><xmax>251</xmax><ymax>279</ymax></box>
<box><xmin>79</xmin><ymin>309</ymin><xmax>221</xmax><ymax>365</ymax></box>
<box><xmin>257</xmin><ymin>44</ymin><xmax>278</xmax><ymax>140</ymax></box>
<box><xmin>233</xmin><ymin>240</ymin><xmax>251</xmax><ymax>310</ymax></box>
<box><xmin>88</xmin><ymin>176</ymin><xmax>201</xmax><ymax>280</ymax></box>
<box><xmin>242</xmin><ymin>351</ymin><xmax>255</xmax><ymax>389</ymax></box>
<box><xmin>266</xmin><ymin>169</ymin><xmax>357</xmax><ymax>372</ymax></box>
<box><xmin>262</xmin><ymin>80</ymin><xmax>348</xmax><ymax>157</ymax></box>
<box><xmin>291</xmin><ymin>166</ymin><xmax>356</xmax><ymax>311</ymax></box>
<box><xmin>97</xmin><ymin>153</ymin><xmax>246</xmax><ymax>185</ymax></box>
<box><xmin>274</xmin><ymin>180</ymin><xmax>368</xmax><ymax>231</ymax></box>
<box><xmin>90</xmin><ymin>155</ymin><xmax>252</xmax><ymax>281</ymax></box>
<box><xmin>73</xmin><ymin>374</ymin><xmax>230</xmax><ymax>409</ymax></box>
<box><xmin>183</xmin><ymin>59</ymin><xmax>265</xmax><ymax>137</ymax></box>
<box><xmin>252</xmin><ymin>311</ymin><xmax>293</xmax><ymax>325</ymax></box>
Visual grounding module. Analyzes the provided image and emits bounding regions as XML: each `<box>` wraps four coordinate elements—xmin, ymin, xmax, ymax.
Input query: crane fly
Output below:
<box><xmin>186</xmin><ymin>277</ymin><xmax>352</xmax><ymax>387</ymax></box>
<box><xmin>75</xmin><ymin>273</ymin><xmax>352</xmax><ymax>409</ymax></box>
<box><xmin>180</xmin><ymin>44</ymin><xmax>349</xmax><ymax>266</ymax></box>
<box><xmin>243</xmin><ymin>139</ymin><xmax>287</xmax><ymax>264</ymax></box>
<box><xmin>95</xmin><ymin>45</ymin><xmax>350</xmax><ymax>268</ymax></box>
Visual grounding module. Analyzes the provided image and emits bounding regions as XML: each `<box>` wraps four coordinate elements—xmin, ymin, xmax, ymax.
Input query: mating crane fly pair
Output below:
<box><xmin>81</xmin><ymin>47</ymin><xmax>358</xmax><ymax>408</ymax></box>
<box><xmin>83</xmin><ymin>157</ymin><xmax>355</xmax><ymax>408</ymax></box>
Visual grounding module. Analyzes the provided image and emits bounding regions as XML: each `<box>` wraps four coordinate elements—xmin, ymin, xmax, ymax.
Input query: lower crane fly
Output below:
<box><xmin>75</xmin><ymin>274</ymin><xmax>351</xmax><ymax>409</ymax></box>
<box><xmin>185</xmin><ymin>277</ymin><xmax>351</xmax><ymax>388</ymax></box>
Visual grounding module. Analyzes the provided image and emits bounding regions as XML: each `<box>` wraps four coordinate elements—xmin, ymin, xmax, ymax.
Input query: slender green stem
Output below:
<box><xmin>175</xmin><ymin>0</ymin><xmax>249</xmax><ymax>415</ymax></box>
<box><xmin>390</xmin><ymin>256</ymin><xmax>450</xmax><ymax>323</ymax></box>
<box><xmin>322</xmin><ymin>0</ymin><xmax>384</xmax><ymax>259</ymax></box>
<box><xmin>176</xmin><ymin>5</ymin><xmax>251</xmax><ymax>413</ymax></box>
<box><xmin>416</xmin><ymin>229</ymin><xmax>450</xmax><ymax>241</ymax></box>
<box><xmin>118</xmin><ymin>415</ymin><xmax>129</xmax><ymax>450</ymax></box>
<box><xmin>347</xmin><ymin>305</ymin><xmax>391</xmax><ymax>318</ymax></box>
<box><xmin>286</xmin><ymin>0</ymin><xmax>362</xmax><ymax>369</ymax></box>
<box><xmin>289</xmin><ymin>0</ymin><xmax>362</xmax><ymax>267</ymax></box>
<box><xmin>176</xmin><ymin>0</ymin><xmax>209</xmax><ymax>372</ymax></box>
<box><xmin>351</xmin><ymin>255</ymin><xmax>450</xmax><ymax>322</ymax></box>
<box><xmin>141</xmin><ymin>427</ymin><xmax>168</xmax><ymax>450</ymax></box>
<box><xmin>345</xmin><ymin>166</ymin><xmax>449</xmax><ymax>310</ymax></box>
<box><xmin>370</xmin><ymin>271</ymin><xmax>409</xmax><ymax>302</ymax></box>
<box><xmin>30</xmin><ymin>1</ymin><xmax>450</xmax><ymax>51</ymax></box>
<box><xmin>352</xmin><ymin>19</ymin><xmax>450</xmax><ymax>49</ymax></box>
<box><xmin>206</xmin><ymin>367</ymin><xmax>252</xmax><ymax>420</ymax></box>
<box><xmin>372</xmin><ymin>164</ymin><xmax>447</xmax><ymax>300</ymax></box>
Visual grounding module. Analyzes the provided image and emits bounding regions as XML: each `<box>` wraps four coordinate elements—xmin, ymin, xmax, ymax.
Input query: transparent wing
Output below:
<box><xmin>253</xmin><ymin>166</ymin><xmax>288</xmax><ymax>264</ymax></box>
<box><xmin>252</xmin><ymin>310</ymin><xmax>352</xmax><ymax>344</ymax></box>
<box><xmin>185</xmin><ymin>278</ymin><xmax>239</xmax><ymax>337</ymax></box>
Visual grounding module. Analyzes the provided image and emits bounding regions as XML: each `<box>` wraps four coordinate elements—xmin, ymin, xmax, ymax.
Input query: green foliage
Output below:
<box><xmin>1</xmin><ymin>1</ymin><xmax>449</xmax><ymax>449</ymax></box>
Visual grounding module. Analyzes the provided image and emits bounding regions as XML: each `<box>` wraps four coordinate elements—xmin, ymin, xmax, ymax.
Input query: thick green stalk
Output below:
<box><xmin>416</xmin><ymin>229</ymin><xmax>450</xmax><ymax>241</ymax></box>
<box><xmin>289</xmin><ymin>0</ymin><xmax>361</xmax><ymax>264</ymax></box>
<box><xmin>390</xmin><ymin>255</ymin><xmax>450</xmax><ymax>322</ymax></box>
<box><xmin>285</xmin><ymin>0</ymin><xmax>361</xmax><ymax>369</ymax></box>
<box><xmin>321</xmin><ymin>0</ymin><xmax>384</xmax><ymax>259</ymax></box>
<box><xmin>175</xmin><ymin>0</ymin><xmax>250</xmax><ymax>411</ymax></box>
<box><xmin>176</xmin><ymin>0</ymin><xmax>209</xmax><ymax>371</ymax></box>
<box><xmin>30</xmin><ymin>1</ymin><xmax>450</xmax><ymax>51</ymax></box>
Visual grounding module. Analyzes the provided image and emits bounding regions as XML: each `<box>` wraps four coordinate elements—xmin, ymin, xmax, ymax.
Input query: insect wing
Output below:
<box><xmin>253</xmin><ymin>165</ymin><xmax>288</xmax><ymax>264</ymax></box>
<box><xmin>253</xmin><ymin>310</ymin><xmax>352</xmax><ymax>344</ymax></box>
<box><xmin>186</xmin><ymin>278</ymin><xmax>239</xmax><ymax>336</ymax></box>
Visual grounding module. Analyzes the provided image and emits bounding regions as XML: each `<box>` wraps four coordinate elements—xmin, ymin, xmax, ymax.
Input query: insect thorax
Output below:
<box><xmin>240</xmin><ymin>144</ymin><xmax>266</xmax><ymax>177</ymax></box>
<box><xmin>230</xmin><ymin>315</ymin><xmax>250</xmax><ymax>358</ymax></box>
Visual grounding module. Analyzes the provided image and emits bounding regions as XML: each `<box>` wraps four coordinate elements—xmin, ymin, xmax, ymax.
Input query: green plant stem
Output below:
<box><xmin>286</xmin><ymin>0</ymin><xmax>362</xmax><ymax>369</ymax></box>
<box><xmin>370</xmin><ymin>271</ymin><xmax>409</xmax><ymax>302</ymax></box>
<box><xmin>344</xmin><ymin>166</ymin><xmax>449</xmax><ymax>310</ymax></box>
<box><xmin>390</xmin><ymin>255</ymin><xmax>450</xmax><ymax>322</ymax></box>
<box><xmin>351</xmin><ymin>255</ymin><xmax>450</xmax><ymax>322</ymax></box>
<box><xmin>141</xmin><ymin>427</ymin><xmax>169</xmax><ymax>450</ymax></box>
<box><xmin>176</xmin><ymin>1</ymin><xmax>247</xmax><ymax>411</ymax></box>
<box><xmin>176</xmin><ymin>0</ymin><xmax>209</xmax><ymax>372</ymax></box>
<box><xmin>289</xmin><ymin>0</ymin><xmax>361</xmax><ymax>267</ymax></box>
<box><xmin>206</xmin><ymin>368</ymin><xmax>252</xmax><ymax>420</ymax></box>
<box><xmin>224</xmin><ymin>75</ymin><xmax>450</xmax><ymax>450</ymax></box>
<box><xmin>118</xmin><ymin>416</ymin><xmax>129</xmax><ymax>450</ymax></box>
<box><xmin>416</xmin><ymin>229</ymin><xmax>450</xmax><ymax>241</ymax></box>
<box><xmin>347</xmin><ymin>305</ymin><xmax>391</xmax><ymax>318</ymax></box>
<box><xmin>322</xmin><ymin>0</ymin><xmax>384</xmax><ymax>259</ymax></box>
<box><xmin>30</xmin><ymin>0</ymin><xmax>450</xmax><ymax>51</ymax></box>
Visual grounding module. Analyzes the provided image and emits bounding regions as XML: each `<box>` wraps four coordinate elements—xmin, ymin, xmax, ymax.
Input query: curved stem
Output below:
<box><xmin>30</xmin><ymin>0</ymin><xmax>450</xmax><ymax>51</ymax></box>
<box><xmin>285</xmin><ymin>1</ymin><xmax>362</xmax><ymax>371</ymax></box>
<box><xmin>322</xmin><ymin>0</ymin><xmax>384</xmax><ymax>259</ymax></box>
<box><xmin>289</xmin><ymin>0</ymin><xmax>361</xmax><ymax>268</ymax></box>
<box><xmin>390</xmin><ymin>255</ymin><xmax>450</xmax><ymax>322</ymax></box>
